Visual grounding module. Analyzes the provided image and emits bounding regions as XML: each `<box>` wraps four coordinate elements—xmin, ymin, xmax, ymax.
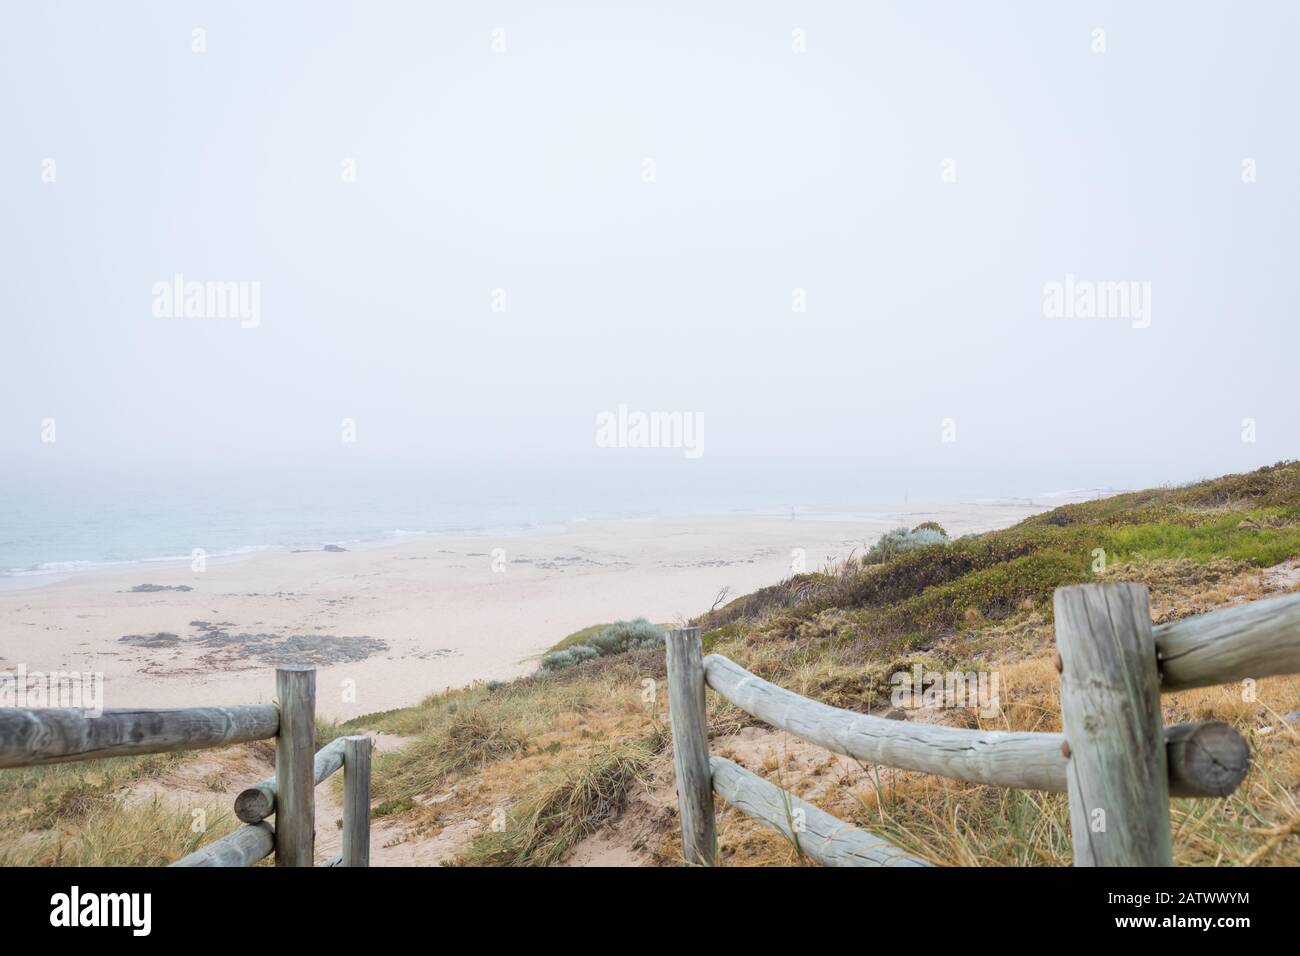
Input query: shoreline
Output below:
<box><xmin>0</xmin><ymin>520</ymin><xmax>577</xmax><ymax>593</ymax></box>
<box><xmin>0</xmin><ymin>493</ymin><xmax>1119</xmax><ymax>592</ymax></box>
<box><xmin>0</xmin><ymin>499</ymin><xmax>1095</xmax><ymax>719</ymax></box>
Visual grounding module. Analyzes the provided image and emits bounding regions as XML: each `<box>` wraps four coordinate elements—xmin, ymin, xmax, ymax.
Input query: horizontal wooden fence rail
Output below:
<box><xmin>703</xmin><ymin>654</ymin><xmax>1249</xmax><ymax>798</ymax></box>
<box><xmin>0</xmin><ymin>665</ymin><xmax>372</xmax><ymax>867</ymax></box>
<box><xmin>710</xmin><ymin>756</ymin><xmax>930</xmax><ymax>867</ymax></box>
<box><xmin>172</xmin><ymin>822</ymin><xmax>275</xmax><ymax>868</ymax></box>
<box><xmin>1154</xmin><ymin>590</ymin><xmax>1300</xmax><ymax>691</ymax></box>
<box><xmin>173</xmin><ymin>733</ymin><xmax>372</xmax><ymax>868</ymax></box>
<box><xmin>0</xmin><ymin>705</ymin><xmax>279</xmax><ymax>769</ymax></box>
<box><xmin>666</xmin><ymin>581</ymin><xmax>1300</xmax><ymax>868</ymax></box>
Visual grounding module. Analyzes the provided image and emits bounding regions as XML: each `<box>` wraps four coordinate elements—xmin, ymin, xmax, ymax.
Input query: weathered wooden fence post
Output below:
<box><xmin>1054</xmin><ymin>583</ymin><xmax>1172</xmax><ymax>866</ymax></box>
<box><xmin>275</xmin><ymin>665</ymin><xmax>316</xmax><ymax>867</ymax></box>
<box><xmin>665</xmin><ymin>626</ymin><xmax>718</xmax><ymax>866</ymax></box>
<box><xmin>342</xmin><ymin>734</ymin><xmax>372</xmax><ymax>867</ymax></box>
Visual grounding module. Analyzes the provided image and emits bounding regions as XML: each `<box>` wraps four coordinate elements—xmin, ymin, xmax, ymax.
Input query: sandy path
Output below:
<box><xmin>122</xmin><ymin>731</ymin><xmax>469</xmax><ymax>866</ymax></box>
<box><xmin>308</xmin><ymin>732</ymin><xmax>467</xmax><ymax>866</ymax></box>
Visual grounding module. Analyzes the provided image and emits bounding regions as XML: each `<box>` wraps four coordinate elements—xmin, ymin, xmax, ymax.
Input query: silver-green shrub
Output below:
<box><xmin>540</xmin><ymin>618</ymin><xmax>666</xmax><ymax>672</ymax></box>
<box><xmin>540</xmin><ymin>643</ymin><xmax>600</xmax><ymax>672</ymax></box>
<box><xmin>588</xmin><ymin>618</ymin><xmax>665</xmax><ymax>655</ymax></box>
<box><xmin>862</xmin><ymin>526</ymin><xmax>950</xmax><ymax>565</ymax></box>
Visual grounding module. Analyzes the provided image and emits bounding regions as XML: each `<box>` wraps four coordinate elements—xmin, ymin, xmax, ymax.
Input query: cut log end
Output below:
<box><xmin>233</xmin><ymin>784</ymin><xmax>275</xmax><ymax>824</ymax></box>
<box><xmin>1165</xmin><ymin>720</ymin><xmax>1251</xmax><ymax>798</ymax></box>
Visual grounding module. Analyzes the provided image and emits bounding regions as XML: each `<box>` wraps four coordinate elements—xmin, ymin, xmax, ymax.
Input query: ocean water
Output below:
<box><xmin>0</xmin><ymin>471</ymin><xmax>598</xmax><ymax>582</ymax></box>
<box><xmin>0</xmin><ymin>460</ymin><xmax>1082</xmax><ymax>587</ymax></box>
<box><xmin>0</xmin><ymin>464</ymin><xmax>877</xmax><ymax>585</ymax></box>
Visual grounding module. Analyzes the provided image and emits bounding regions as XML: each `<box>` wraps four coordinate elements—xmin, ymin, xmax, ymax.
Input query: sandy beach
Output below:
<box><xmin>0</xmin><ymin>501</ymin><xmax>1062</xmax><ymax>719</ymax></box>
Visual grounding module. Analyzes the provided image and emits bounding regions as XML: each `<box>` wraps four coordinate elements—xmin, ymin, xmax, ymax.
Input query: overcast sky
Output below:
<box><xmin>2</xmin><ymin>2</ymin><xmax>1296</xmax><ymax>502</ymax></box>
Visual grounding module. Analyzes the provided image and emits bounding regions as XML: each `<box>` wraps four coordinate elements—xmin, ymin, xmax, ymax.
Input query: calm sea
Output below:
<box><xmin>0</xmin><ymin>464</ymin><xmax>898</xmax><ymax>586</ymax></box>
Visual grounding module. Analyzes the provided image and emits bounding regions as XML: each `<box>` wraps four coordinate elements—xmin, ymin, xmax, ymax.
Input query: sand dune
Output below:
<box><xmin>0</xmin><ymin>502</ymin><xmax>1061</xmax><ymax>720</ymax></box>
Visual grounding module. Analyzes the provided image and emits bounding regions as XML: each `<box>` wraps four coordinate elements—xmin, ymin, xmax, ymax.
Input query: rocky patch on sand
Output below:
<box><xmin>188</xmin><ymin>620</ymin><xmax>387</xmax><ymax>666</ymax></box>
<box><xmin>117</xmin><ymin>621</ymin><xmax>388</xmax><ymax>670</ymax></box>
<box><xmin>119</xmin><ymin>632</ymin><xmax>182</xmax><ymax>647</ymax></box>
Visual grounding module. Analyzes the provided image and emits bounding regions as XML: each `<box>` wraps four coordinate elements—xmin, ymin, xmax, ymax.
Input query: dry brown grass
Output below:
<box><xmin>457</xmin><ymin>727</ymin><xmax>668</xmax><ymax>866</ymax></box>
<box><xmin>410</xmin><ymin>551</ymin><xmax>1299</xmax><ymax>867</ymax></box>
<box><xmin>700</xmin><ymin>667</ymin><xmax>1300</xmax><ymax>868</ymax></box>
<box><xmin>0</xmin><ymin>747</ymin><xmax>251</xmax><ymax>866</ymax></box>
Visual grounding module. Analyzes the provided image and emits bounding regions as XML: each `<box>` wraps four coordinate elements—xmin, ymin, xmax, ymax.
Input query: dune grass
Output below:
<box><xmin>0</xmin><ymin>750</ymin><xmax>242</xmax><ymax>866</ymax></box>
<box><xmin>696</xmin><ymin>463</ymin><xmax>1300</xmax><ymax>667</ymax></box>
<box><xmin>548</xmin><ymin>623</ymin><xmax>612</xmax><ymax>653</ymax></box>
<box><xmin>457</xmin><ymin>727</ymin><xmax>667</xmax><ymax>867</ymax></box>
<box><xmin>371</xmin><ymin>706</ymin><xmax>528</xmax><ymax>804</ymax></box>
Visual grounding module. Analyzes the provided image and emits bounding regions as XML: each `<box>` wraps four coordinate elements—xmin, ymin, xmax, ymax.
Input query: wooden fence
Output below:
<box><xmin>0</xmin><ymin>664</ymin><xmax>371</xmax><ymax>867</ymax></box>
<box><xmin>666</xmin><ymin>582</ymin><xmax>1300</xmax><ymax>866</ymax></box>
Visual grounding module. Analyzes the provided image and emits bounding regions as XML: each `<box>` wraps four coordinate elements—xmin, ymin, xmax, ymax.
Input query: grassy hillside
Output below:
<box><xmin>4</xmin><ymin>462</ymin><xmax>1298</xmax><ymax>865</ymax></box>
<box><xmin>356</xmin><ymin>461</ymin><xmax>1300</xmax><ymax>866</ymax></box>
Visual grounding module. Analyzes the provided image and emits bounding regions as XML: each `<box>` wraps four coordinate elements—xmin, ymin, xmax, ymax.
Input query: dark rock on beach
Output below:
<box><xmin>188</xmin><ymin>621</ymin><xmax>386</xmax><ymax>666</ymax></box>
<box><xmin>119</xmin><ymin>622</ymin><xmax>388</xmax><ymax>669</ymax></box>
<box><xmin>119</xmin><ymin>632</ymin><xmax>182</xmax><ymax>647</ymax></box>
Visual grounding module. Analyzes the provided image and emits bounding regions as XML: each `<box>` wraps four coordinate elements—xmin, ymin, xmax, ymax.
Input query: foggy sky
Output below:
<box><xmin>2</xmin><ymin>2</ymin><xmax>1297</xmax><ymax>502</ymax></box>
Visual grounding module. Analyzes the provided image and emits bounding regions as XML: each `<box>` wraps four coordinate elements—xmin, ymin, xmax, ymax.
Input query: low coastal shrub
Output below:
<box><xmin>587</xmin><ymin>618</ymin><xmax>665</xmax><ymax>655</ymax></box>
<box><xmin>539</xmin><ymin>644</ymin><xmax>599</xmax><ymax>671</ymax></box>
<box><xmin>911</xmin><ymin>521</ymin><xmax>948</xmax><ymax>536</ymax></box>
<box><xmin>540</xmin><ymin>618</ymin><xmax>665</xmax><ymax>672</ymax></box>
<box><xmin>863</xmin><ymin>526</ymin><xmax>950</xmax><ymax>565</ymax></box>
